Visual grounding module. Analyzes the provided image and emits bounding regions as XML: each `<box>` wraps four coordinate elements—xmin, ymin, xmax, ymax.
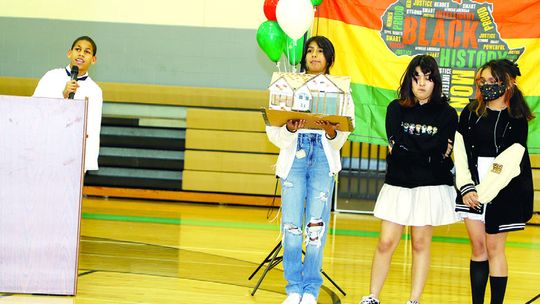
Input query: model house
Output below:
<box><xmin>268</xmin><ymin>72</ymin><xmax>351</xmax><ymax>115</ymax></box>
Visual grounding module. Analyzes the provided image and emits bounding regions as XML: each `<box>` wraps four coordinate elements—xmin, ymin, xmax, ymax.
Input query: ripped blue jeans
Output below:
<box><xmin>281</xmin><ymin>133</ymin><xmax>335</xmax><ymax>298</ymax></box>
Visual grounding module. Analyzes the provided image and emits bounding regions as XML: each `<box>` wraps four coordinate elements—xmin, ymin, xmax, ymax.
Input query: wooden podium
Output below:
<box><xmin>0</xmin><ymin>95</ymin><xmax>87</xmax><ymax>295</ymax></box>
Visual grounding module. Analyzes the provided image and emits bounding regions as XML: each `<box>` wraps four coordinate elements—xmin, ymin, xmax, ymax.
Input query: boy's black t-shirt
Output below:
<box><xmin>384</xmin><ymin>99</ymin><xmax>458</xmax><ymax>188</ymax></box>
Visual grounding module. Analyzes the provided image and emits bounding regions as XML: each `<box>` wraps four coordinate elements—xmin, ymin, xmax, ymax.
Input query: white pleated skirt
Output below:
<box><xmin>374</xmin><ymin>184</ymin><xmax>459</xmax><ymax>226</ymax></box>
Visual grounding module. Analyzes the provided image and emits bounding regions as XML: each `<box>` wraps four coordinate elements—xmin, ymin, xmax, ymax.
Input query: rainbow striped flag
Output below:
<box><xmin>315</xmin><ymin>0</ymin><xmax>540</xmax><ymax>153</ymax></box>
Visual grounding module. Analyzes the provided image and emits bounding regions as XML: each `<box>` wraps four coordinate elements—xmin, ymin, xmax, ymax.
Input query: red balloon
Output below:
<box><xmin>263</xmin><ymin>0</ymin><xmax>279</xmax><ymax>21</ymax></box>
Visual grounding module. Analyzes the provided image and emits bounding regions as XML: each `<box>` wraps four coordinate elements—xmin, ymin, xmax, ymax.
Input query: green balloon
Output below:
<box><xmin>311</xmin><ymin>0</ymin><xmax>323</xmax><ymax>6</ymax></box>
<box><xmin>256</xmin><ymin>21</ymin><xmax>286</xmax><ymax>62</ymax></box>
<box><xmin>285</xmin><ymin>35</ymin><xmax>304</xmax><ymax>66</ymax></box>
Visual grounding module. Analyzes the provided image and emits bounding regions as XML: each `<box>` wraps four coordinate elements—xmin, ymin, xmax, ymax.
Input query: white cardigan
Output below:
<box><xmin>265</xmin><ymin>96</ymin><xmax>355</xmax><ymax>179</ymax></box>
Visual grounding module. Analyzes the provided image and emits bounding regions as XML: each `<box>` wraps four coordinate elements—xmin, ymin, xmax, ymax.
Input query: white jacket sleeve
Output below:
<box><xmin>265</xmin><ymin>125</ymin><xmax>297</xmax><ymax>150</ymax></box>
<box><xmin>476</xmin><ymin>143</ymin><xmax>524</xmax><ymax>204</ymax></box>
<box><xmin>454</xmin><ymin>131</ymin><xmax>476</xmax><ymax>196</ymax></box>
<box><xmin>84</xmin><ymin>87</ymin><xmax>104</xmax><ymax>171</ymax></box>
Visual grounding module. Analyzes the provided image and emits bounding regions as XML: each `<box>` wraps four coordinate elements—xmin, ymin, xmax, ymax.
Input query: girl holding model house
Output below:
<box><xmin>265</xmin><ymin>35</ymin><xmax>355</xmax><ymax>304</ymax></box>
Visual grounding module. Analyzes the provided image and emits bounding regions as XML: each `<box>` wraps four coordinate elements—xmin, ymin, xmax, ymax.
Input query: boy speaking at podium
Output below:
<box><xmin>33</xmin><ymin>35</ymin><xmax>103</xmax><ymax>172</ymax></box>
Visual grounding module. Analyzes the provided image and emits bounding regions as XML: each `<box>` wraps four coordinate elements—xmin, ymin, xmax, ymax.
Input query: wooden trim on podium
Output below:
<box><xmin>83</xmin><ymin>186</ymin><xmax>281</xmax><ymax>207</ymax></box>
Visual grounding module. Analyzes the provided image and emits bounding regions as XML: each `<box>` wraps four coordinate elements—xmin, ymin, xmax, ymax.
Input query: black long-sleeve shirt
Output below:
<box><xmin>384</xmin><ymin>99</ymin><xmax>458</xmax><ymax>188</ymax></box>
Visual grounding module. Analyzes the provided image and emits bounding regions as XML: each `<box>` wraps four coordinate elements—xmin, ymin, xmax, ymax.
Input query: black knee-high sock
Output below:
<box><xmin>489</xmin><ymin>276</ymin><xmax>508</xmax><ymax>304</ymax></box>
<box><xmin>470</xmin><ymin>260</ymin><xmax>489</xmax><ymax>304</ymax></box>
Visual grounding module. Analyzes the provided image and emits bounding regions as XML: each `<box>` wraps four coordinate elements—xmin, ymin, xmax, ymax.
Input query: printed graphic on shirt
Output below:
<box><xmin>402</xmin><ymin>122</ymin><xmax>438</xmax><ymax>135</ymax></box>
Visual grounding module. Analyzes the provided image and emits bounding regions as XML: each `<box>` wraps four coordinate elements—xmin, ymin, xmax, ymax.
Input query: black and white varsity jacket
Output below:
<box><xmin>454</xmin><ymin>102</ymin><xmax>534</xmax><ymax>233</ymax></box>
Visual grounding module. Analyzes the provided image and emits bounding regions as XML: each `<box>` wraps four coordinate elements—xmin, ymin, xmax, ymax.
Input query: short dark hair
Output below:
<box><xmin>300</xmin><ymin>36</ymin><xmax>335</xmax><ymax>74</ymax></box>
<box><xmin>71</xmin><ymin>36</ymin><xmax>97</xmax><ymax>56</ymax></box>
<box><xmin>398</xmin><ymin>55</ymin><xmax>445</xmax><ymax>107</ymax></box>
<box><xmin>472</xmin><ymin>59</ymin><xmax>534</xmax><ymax>120</ymax></box>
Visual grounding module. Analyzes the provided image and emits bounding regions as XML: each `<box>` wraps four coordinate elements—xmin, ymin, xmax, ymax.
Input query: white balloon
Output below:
<box><xmin>276</xmin><ymin>0</ymin><xmax>314</xmax><ymax>40</ymax></box>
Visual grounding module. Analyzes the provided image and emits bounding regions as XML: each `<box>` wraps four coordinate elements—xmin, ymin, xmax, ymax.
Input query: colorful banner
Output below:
<box><xmin>316</xmin><ymin>0</ymin><xmax>540</xmax><ymax>153</ymax></box>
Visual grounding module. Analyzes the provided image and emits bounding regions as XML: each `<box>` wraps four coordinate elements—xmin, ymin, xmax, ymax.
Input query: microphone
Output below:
<box><xmin>68</xmin><ymin>65</ymin><xmax>79</xmax><ymax>99</ymax></box>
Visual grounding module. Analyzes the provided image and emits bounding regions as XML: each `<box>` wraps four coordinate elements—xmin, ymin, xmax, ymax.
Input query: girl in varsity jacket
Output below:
<box><xmin>454</xmin><ymin>59</ymin><xmax>534</xmax><ymax>304</ymax></box>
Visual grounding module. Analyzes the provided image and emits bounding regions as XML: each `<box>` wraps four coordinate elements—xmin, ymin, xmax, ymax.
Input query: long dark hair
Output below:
<box><xmin>299</xmin><ymin>36</ymin><xmax>335</xmax><ymax>74</ymax></box>
<box><xmin>398</xmin><ymin>55</ymin><xmax>445</xmax><ymax>108</ymax></box>
<box><xmin>471</xmin><ymin>59</ymin><xmax>534</xmax><ymax>121</ymax></box>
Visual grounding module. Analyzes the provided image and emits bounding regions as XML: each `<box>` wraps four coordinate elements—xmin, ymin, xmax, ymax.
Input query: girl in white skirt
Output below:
<box><xmin>359</xmin><ymin>55</ymin><xmax>458</xmax><ymax>304</ymax></box>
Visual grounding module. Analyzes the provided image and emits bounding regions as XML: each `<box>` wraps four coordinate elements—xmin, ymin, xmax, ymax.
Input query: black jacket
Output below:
<box><xmin>455</xmin><ymin>103</ymin><xmax>533</xmax><ymax>233</ymax></box>
<box><xmin>384</xmin><ymin>99</ymin><xmax>458</xmax><ymax>188</ymax></box>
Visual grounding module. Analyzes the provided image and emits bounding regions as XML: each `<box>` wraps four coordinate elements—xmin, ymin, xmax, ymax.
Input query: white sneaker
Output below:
<box><xmin>300</xmin><ymin>293</ymin><xmax>317</xmax><ymax>304</ymax></box>
<box><xmin>360</xmin><ymin>295</ymin><xmax>380</xmax><ymax>304</ymax></box>
<box><xmin>406</xmin><ymin>301</ymin><xmax>419</xmax><ymax>304</ymax></box>
<box><xmin>282</xmin><ymin>293</ymin><xmax>302</xmax><ymax>304</ymax></box>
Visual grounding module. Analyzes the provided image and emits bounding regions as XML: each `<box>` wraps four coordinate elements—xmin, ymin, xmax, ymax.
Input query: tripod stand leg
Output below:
<box><xmin>250</xmin><ymin>244</ymin><xmax>348</xmax><ymax>297</ymax></box>
<box><xmin>248</xmin><ymin>242</ymin><xmax>282</xmax><ymax>280</ymax></box>
<box><xmin>321</xmin><ymin>269</ymin><xmax>346</xmax><ymax>296</ymax></box>
<box><xmin>250</xmin><ymin>242</ymin><xmax>283</xmax><ymax>296</ymax></box>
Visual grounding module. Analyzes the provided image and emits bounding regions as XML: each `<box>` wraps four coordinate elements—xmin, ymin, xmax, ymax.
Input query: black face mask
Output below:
<box><xmin>479</xmin><ymin>83</ymin><xmax>506</xmax><ymax>101</ymax></box>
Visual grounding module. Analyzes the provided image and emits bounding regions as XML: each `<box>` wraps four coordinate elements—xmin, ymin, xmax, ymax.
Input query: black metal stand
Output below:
<box><xmin>248</xmin><ymin>242</ymin><xmax>346</xmax><ymax>296</ymax></box>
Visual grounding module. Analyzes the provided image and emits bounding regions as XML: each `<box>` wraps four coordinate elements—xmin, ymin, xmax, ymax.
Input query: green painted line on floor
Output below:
<box><xmin>82</xmin><ymin>213</ymin><xmax>278</xmax><ymax>230</ymax></box>
<box><xmin>83</xmin><ymin>213</ymin><xmax>181</xmax><ymax>225</ymax></box>
<box><xmin>329</xmin><ymin>228</ymin><xmax>380</xmax><ymax>238</ymax></box>
<box><xmin>82</xmin><ymin>212</ymin><xmax>540</xmax><ymax>249</ymax></box>
<box><xmin>181</xmin><ymin>218</ymin><xmax>279</xmax><ymax>231</ymax></box>
<box><xmin>432</xmin><ymin>236</ymin><xmax>470</xmax><ymax>244</ymax></box>
<box><xmin>505</xmin><ymin>241</ymin><xmax>540</xmax><ymax>249</ymax></box>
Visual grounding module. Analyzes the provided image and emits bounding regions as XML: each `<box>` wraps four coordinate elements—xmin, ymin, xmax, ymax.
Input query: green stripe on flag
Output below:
<box><xmin>525</xmin><ymin>96</ymin><xmax>540</xmax><ymax>154</ymax></box>
<box><xmin>349</xmin><ymin>83</ymin><xmax>396</xmax><ymax>145</ymax></box>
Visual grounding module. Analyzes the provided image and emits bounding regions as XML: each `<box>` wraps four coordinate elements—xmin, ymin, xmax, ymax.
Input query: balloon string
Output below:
<box><xmin>292</xmin><ymin>39</ymin><xmax>297</xmax><ymax>73</ymax></box>
<box><xmin>276</xmin><ymin>61</ymin><xmax>281</xmax><ymax>73</ymax></box>
<box><xmin>285</xmin><ymin>50</ymin><xmax>288</xmax><ymax>73</ymax></box>
<box><xmin>285</xmin><ymin>41</ymin><xmax>291</xmax><ymax>73</ymax></box>
<box><xmin>315</xmin><ymin>6</ymin><xmax>320</xmax><ymax>36</ymax></box>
